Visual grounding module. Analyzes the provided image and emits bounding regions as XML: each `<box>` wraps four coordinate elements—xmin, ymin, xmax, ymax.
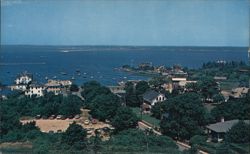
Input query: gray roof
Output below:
<box><xmin>143</xmin><ymin>90</ymin><xmax>161</xmax><ymax>103</ymax></box>
<box><xmin>206</xmin><ymin>120</ymin><xmax>250</xmax><ymax>133</ymax></box>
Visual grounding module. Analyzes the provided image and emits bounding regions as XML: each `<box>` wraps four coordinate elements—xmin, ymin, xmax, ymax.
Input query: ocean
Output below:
<box><xmin>0</xmin><ymin>45</ymin><xmax>248</xmax><ymax>86</ymax></box>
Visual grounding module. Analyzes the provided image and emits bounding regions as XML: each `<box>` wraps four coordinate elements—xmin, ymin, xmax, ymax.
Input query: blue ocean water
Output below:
<box><xmin>0</xmin><ymin>45</ymin><xmax>248</xmax><ymax>86</ymax></box>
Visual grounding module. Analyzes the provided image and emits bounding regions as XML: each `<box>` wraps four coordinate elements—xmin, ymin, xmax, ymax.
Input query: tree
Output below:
<box><xmin>70</xmin><ymin>84</ymin><xmax>79</xmax><ymax>92</ymax></box>
<box><xmin>124</xmin><ymin>82</ymin><xmax>139</xmax><ymax>107</ymax></box>
<box><xmin>62</xmin><ymin>122</ymin><xmax>87</xmax><ymax>149</ymax></box>
<box><xmin>135</xmin><ymin>81</ymin><xmax>150</xmax><ymax>96</ymax></box>
<box><xmin>197</xmin><ymin>77</ymin><xmax>219</xmax><ymax>100</ymax></box>
<box><xmin>211</xmin><ymin>96</ymin><xmax>250</xmax><ymax>121</ymax></box>
<box><xmin>212</xmin><ymin>94</ymin><xmax>225</xmax><ymax>104</ymax></box>
<box><xmin>108</xmin><ymin>129</ymin><xmax>178</xmax><ymax>153</ymax></box>
<box><xmin>226</xmin><ymin>121</ymin><xmax>250</xmax><ymax>143</ymax></box>
<box><xmin>160</xmin><ymin>93</ymin><xmax>207</xmax><ymax>140</ymax></box>
<box><xmin>112</xmin><ymin>107</ymin><xmax>138</xmax><ymax>132</ymax></box>
<box><xmin>151</xmin><ymin>102</ymin><xmax>162</xmax><ymax>119</ymax></box>
<box><xmin>89</xmin><ymin>93</ymin><xmax>121</xmax><ymax>121</ymax></box>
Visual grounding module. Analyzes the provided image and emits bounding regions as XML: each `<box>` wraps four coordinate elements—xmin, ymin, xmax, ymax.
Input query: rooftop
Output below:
<box><xmin>143</xmin><ymin>90</ymin><xmax>161</xmax><ymax>103</ymax></box>
<box><xmin>206</xmin><ymin>119</ymin><xmax>250</xmax><ymax>133</ymax></box>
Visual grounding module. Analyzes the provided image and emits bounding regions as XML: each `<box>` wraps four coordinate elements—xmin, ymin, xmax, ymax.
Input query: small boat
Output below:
<box><xmin>77</xmin><ymin>73</ymin><xmax>81</xmax><ymax>76</ymax></box>
<box><xmin>76</xmin><ymin>69</ymin><xmax>80</xmax><ymax>73</ymax></box>
<box><xmin>53</xmin><ymin>76</ymin><xmax>57</xmax><ymax>79</ymax></box>
<box><xmin>60</xmin><ymin>72</ymin><xmax>67</xmax><ymax>75</ymax></box>
<box><xmin>45</xmin><ymin>76</ymin><xmax>48</xmax><ymax>80</ymax></box>
<box><xmin>71</xmin><ymin>76</ymin><xmax>75</xmax><ymax>80</ymax></box>
<box><xmin>123</xmin><ymin>76</ymin><xmax>127</xmax><ymax>79</ymax></box>
<box><xmin>83</xmin><ymin>72</ymin><xmax>87</xmax><ymax>75</ymax></box>
<box><xmin>90</xmin><ymin>76</ymin><xmax>94</xmax><ymax>79</ymax></box>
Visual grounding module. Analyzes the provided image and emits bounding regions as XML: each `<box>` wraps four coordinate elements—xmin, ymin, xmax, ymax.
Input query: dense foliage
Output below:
<box><xmin>111</xmin><ymin>107</ymin><xmax>138</xmax><ymax>132</ymax></box>
<box><xmin>124</xmin><ymin>81</ymin><xmax>150</xmax><ymax>107</ymax></box>
<box><xmin>62</xmin><ymin>122</ymin><xmax>87</xmax><ymax>149</ymax></box>
<box><xmin>70</xmin><ymin>84</ymin><xmax>79</xmax><ymax>92</ymax></box>
<box><xmin>226</xmin><ymin>121</ymin><xmax>250</xmax><ymax>143</ymax></box>
<box><xmin>107</xmin><ymin>129</ymin><xmax>179</xmax><ymax>153</ymax></box>
<box><xmin>211</xmin><ymin>92</ymin><xmax>250</xmax><ymax>121</ymax></box>
<box><xmin>160</xmin><ymin>92</ymin><xmax>207</xmax><ymax>140</ymax></box>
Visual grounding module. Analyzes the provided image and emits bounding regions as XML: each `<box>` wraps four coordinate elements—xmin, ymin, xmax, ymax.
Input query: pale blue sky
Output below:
<box><xmin>1</xmin><ymin>0</ymin><xmax>249</xmax><ymax>46</ymax></box>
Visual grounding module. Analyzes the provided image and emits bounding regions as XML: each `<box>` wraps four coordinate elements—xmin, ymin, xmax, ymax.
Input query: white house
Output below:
<box><xmin>15</xmin><ymin>74</ymin><xmax>32</xmax><ymax>85</ymax></box>
<box><xmin>25</xmin><ymin>84</ymin><xmax>44</xmax><ymax>97</ymax></box>
<box><xmin>10</xmin><ymin>84</ymin><xmax>27</xmax><ymax>91</ymax></box>
<box><xmin>142</xmin><ymin>90</ymin><xmax>166</xmax><ymax>112</ymax></box>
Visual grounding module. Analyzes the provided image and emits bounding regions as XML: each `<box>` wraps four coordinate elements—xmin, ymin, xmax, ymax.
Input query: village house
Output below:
<box><xmin>44</xmin><ymin>79</ymin><xmax>72</xmax><ymax>95</ymax></box>
<box><xmin>15</xmin><ymin>73</ymin><xmax>32</xmax><ymax>85</ymax></box>
<box><xmin>25</xmin><ymin>84</ymin><xmax>45</xmax><ymax>97</ymax></box>
<box><xmin>230</xmin><ymin>87</ymin><xmax>249</xmax><ymax>99</ymax></box>
<box><xmin>161</xmin><ymin>83</ymin><xmax>173</xmax><ymax>93</ymax></box>
<box><xmin>206</xmin><ymin>119</ymin><xmax>250</xmax><ymax>142</ymax></box>
<box><xmin>142</xmin><ymin>90</ymin><xmax>166</xmax><ymax>112</ymax></box>
<box><xmin>11</xmin><ymin>73</ymin><xmax>33</xmax><ymax>91</ymax></box>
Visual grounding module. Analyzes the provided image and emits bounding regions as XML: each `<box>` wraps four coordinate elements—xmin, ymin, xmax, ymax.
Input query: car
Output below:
<box><xmin>87</xmin><ymin>130</ymin><xmax>93</xmax><ymax>135</ymax></box>
<box><xmin>49</xmin><ymin>115</ymin><xmax>56</xmax><ymax>120</ymax></box>
<box><xmin>91</xmin><ymin>119</ymin><xmax>97</xmax><ymax>124</ymax></box>
<box><xmin>61</xmin><ymin>115</ymin><xmax>67</xmax><ymax>120</ymax></box>
<box><xmin>57</xmin><ymin>129</ymin><xmax>62</xmax><ymax>133</ymax></box>
<box><xmin>68</xmin><ymin>115</ymin><xmax>74</xmax><ymax>119</ymax></box>
<box><xmin>74</xmin><ymin>114</ymin><xmax>81</xmax><ymax>119</ymax></box>
<box><xmin>35</xmin><ymin>115</ymin><xmax>41</xmax><ymax>119</ymax></box>
<box><xmin>56</xmin><ymin>115</ymin><xmax>63</xmax><ymax>120</ymax></box>
<box><xmin>84</xmin><ymin>120</ymin><xmax>90</xmax><ymax>125</ymax></box>
<box><xmin>42</xmin><ymin>115</ymin><xmax>48</xmax><ymax>119</ymax></box>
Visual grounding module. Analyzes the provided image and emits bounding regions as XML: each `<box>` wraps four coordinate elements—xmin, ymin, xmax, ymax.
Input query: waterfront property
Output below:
<box><xmin>230</xmin><ymin>87</ymin><xmax>249</xmax><ymax>99</ymax></box>
<box><xmin>206</xmin><ymin>119</ymin><xmax>250</xmax><ymax>142</ymax></box>
<box><xmin>25</xmin><ymin>84</ymin><xmax>45</xmax><ymax>97</ymax></box>
<box><xmin>142</xmin><ymin>90</ymin><xmax>166</xmax><ymax>112</ymax></box>
<box><xmin>15</xmin><ymin>73</ymin><xmax>33</xmax><ymax>85</ymax></box>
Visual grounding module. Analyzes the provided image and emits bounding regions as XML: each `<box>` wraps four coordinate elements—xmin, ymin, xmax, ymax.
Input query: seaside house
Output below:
<box><xmin>15</xmin><ymin>73</ymin><xmax>32</xmax><ymax>85</ymax></box>
<box><xmin>25</xmin><ymin>84</ymin><xmax>45</xmax><ymax>97</ymax></box>
<box><xmin>229</xmin><ymin>87</ymin><xmax>249</xmax><ymax>99</ymax></box>
<box><xmin>11</xmin><ymin>73</ymin><xmax>33</xmax><ymax>91</ymax></box>
<box><xmin>206</xmin><ymin>119</ymin><xmax>250</xmax><ymax>142</ymax></box>
<box><xmin>161</xmin><ymin>83</ymin><xmax>173</xmax><ymax>93</ymax></box>
<box><xmin>44</xmin><ymin>79</ymin><xmax>72</xmax><ymax>95</ymax></box>
<box><xmin>142</xmin><ymin>90</ymin><xmax>166</xmax><ymax>112</ymax></box>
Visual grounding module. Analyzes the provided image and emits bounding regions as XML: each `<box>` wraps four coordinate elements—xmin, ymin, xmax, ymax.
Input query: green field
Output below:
<box><xmin>131</xmin><ymin>107</ymin><xmax>160</xmax><ymax>128</ymax></box>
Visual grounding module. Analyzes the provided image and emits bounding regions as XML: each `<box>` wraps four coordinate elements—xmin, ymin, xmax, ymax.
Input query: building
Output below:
<box><xmin>15</xmin><ymin>73</ymin><xmax>32</xmax><ymax>85</ymax></box>
<box><xmin>206</xmin><ymin>119</ymin><xmax>250</xmax><ymax>142</ymax></box>
<box><xmin>44</xmin><ymin>79</ymin><xmax>72</xmax><ymax>95</ymax></box>
<box><xmin>178</xmin><ymin>80</ymin><xmax>197</xmax><ymax>88</ymax></box>
<box><xmin>230</xmin><ymin>87</ymin><xmax>249</xmax><ymax>99</ymax></box>
<box><xmin>213</xmin><ymin>76</ymin><xmax>227</xmax><ymax>81</ymax></box>
<box><xmin>161</xmin><ymin>83</ymin><xmax>173</xmax><ymax>93</ymax></box>
<box><xmin>142</xmin><ymin>90</ymin><xmax>166</xmax><ymax>112</ymax></box>
<box><xmin>25</xmin><ymin>84</ymin><xmax>45</xmax><ymax>97</ymax></box>
<box><xmin>10</xmin><ymin>84</ymin><xmax>27</xmax><ymax>91</ymax></box>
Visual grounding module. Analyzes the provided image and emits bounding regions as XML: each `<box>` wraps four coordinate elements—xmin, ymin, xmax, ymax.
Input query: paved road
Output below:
<box><xmin>72</xmin><ymin>87</ymin><xmax>85</xmax><ymax>101</ymax></box>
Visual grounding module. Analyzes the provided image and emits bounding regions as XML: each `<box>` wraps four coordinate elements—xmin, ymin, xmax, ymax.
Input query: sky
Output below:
<box><xmin>1</xmin><ymin>0</ymin><xmax>249</xmax><ymax>46</ymax></box>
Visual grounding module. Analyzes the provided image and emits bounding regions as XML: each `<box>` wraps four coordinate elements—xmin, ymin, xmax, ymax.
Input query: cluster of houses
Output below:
<box><xmin>11</xmin><ymin>73</ymin><xmax>72</xmax><ymax>97</ymax></box>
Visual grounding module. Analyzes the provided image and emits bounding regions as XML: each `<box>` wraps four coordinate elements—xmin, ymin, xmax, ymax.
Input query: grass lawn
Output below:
<box><xmin>131</xmin><ymin>107</ymin><xmax>160</xmax><ymax>128</ymax></box>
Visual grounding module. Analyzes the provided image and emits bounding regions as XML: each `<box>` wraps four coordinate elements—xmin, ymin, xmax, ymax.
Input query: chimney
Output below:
<box><xmin>221</xmin><ymin>117</ymin><xmax>224</xmax><ymax>122</ymax></box>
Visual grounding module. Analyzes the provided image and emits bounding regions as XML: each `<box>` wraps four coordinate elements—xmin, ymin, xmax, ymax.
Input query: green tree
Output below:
<box><xmin>124</xmin><ymin>82</ymin><xmax>139</xmax><ymax>107</ymax></box>
<box><xmin>62</xmin><ymin>122</ymin><xmax>87</xmax><ymax>149</ymax></box>
<box><xmin>112</xmin><ymin>107</ymin><xmax>138</xmax><ymax>132</ymax></box>
<box><xmin>160</xmin><ymin>93</ymin><xmax>206</xmax><ymax>140</ymax></box>
<box><xmin>70</xmin><ymin>84</ymin><xmax>79</xmax><ymax>92</ymax></box>
<box><xmin>226</xmin><ymin>121</ymin><xmax>250</xmax><ymax>143</ymax></box>
<box><xmin>90</xmin><ymin>93</ymin><xmax>121</xmax><ymax>121</ymax></box>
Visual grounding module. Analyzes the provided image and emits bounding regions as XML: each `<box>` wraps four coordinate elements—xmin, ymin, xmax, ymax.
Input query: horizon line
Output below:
<box><xmin>1</xmin><ymin>44</ymin><xmax>249</xmax><ymax>48</ymax></box>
